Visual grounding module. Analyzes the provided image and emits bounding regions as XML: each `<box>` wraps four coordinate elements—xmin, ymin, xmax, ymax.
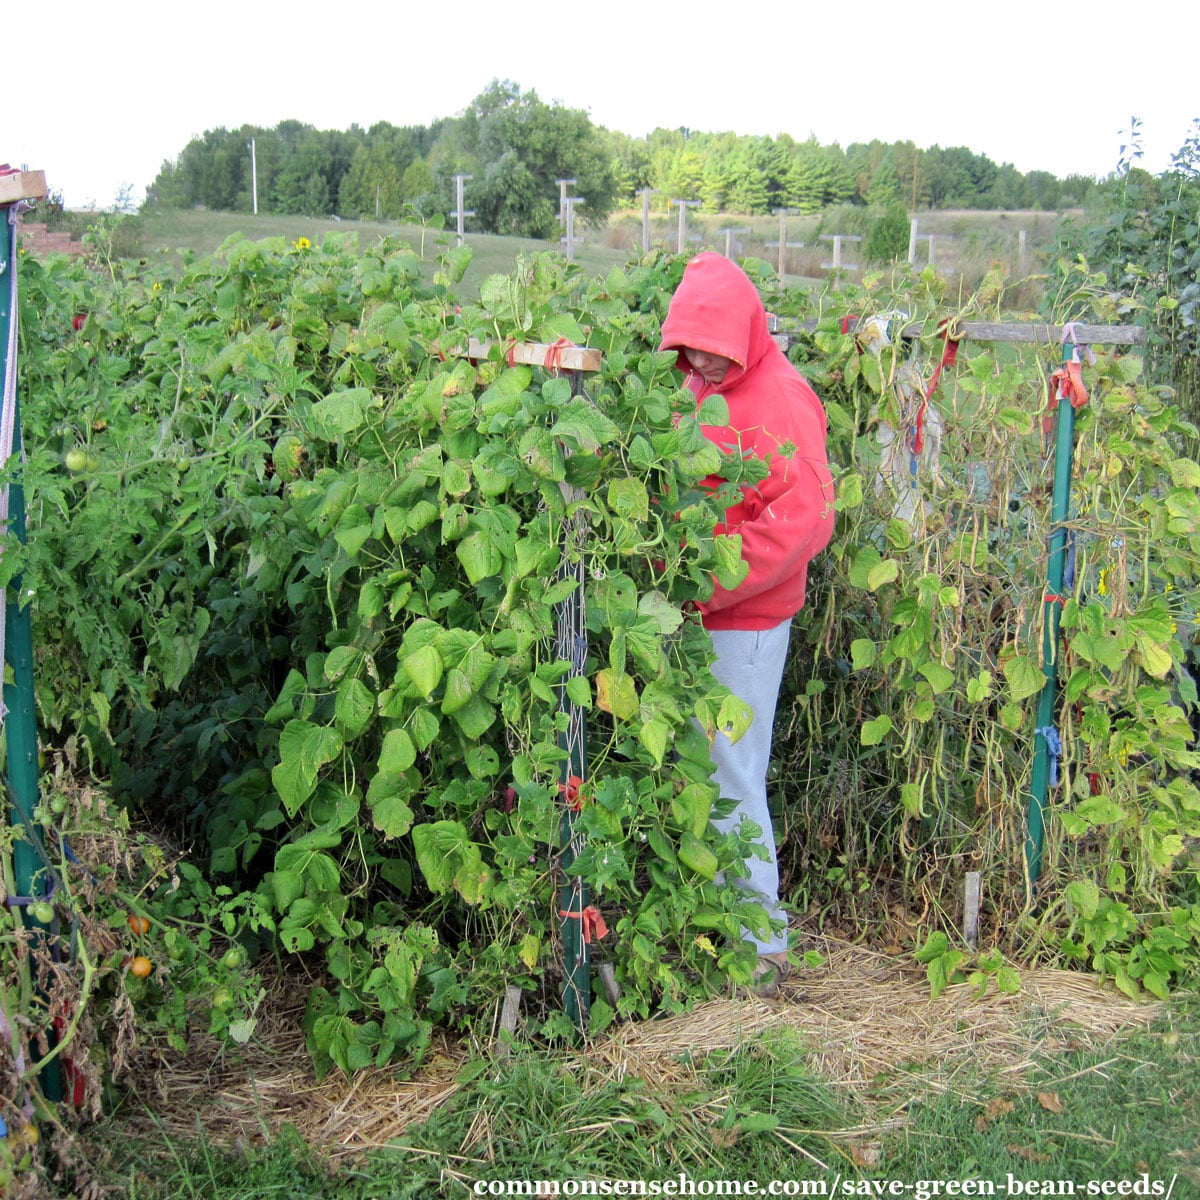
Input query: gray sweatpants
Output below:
<box><xmin>707</xmin><ymin>620</ymin><xmax>792</xmax><ymax>956</ymax></box>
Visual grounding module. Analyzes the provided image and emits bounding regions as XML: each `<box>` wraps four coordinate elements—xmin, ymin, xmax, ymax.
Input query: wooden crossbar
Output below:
<box><xmin>770</xmin><ymin>316</ymin><xmax>1145</xmax><ymax>347</ymax></box>
<box><xmin>0</xmin><ymin>170</ymin><xmax>48</xmax><ymax>206</ymax></box>
<box><xmin>467</xmin><ymin>337</ymin><xmax>602</xmax><ymax>372</ymax></box>
<box><xmin>932</xmin><ymin>321</ymin><xmax>1144</xmax><ymax>346</ymax></box>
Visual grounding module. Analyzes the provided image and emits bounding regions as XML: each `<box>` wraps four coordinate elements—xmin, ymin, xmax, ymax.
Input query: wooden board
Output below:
<box><xmin>772</xmin><ymin>317</ymin><xmax>1146</xmax><ymax>348</ymax></box>
<box><xmin>949</xmin><ymin>321</ymin><xmax>1146</xmax><ymax>347</ymax></box>
<box><xmin>0</xmin><ymin>170</ymin><xmax>48</xmax><ymax>205</ymax></box>
<box><xmin>467</xmin><ymin>338</ymin><xmax>602</xmax><ymax>372</ymax></box>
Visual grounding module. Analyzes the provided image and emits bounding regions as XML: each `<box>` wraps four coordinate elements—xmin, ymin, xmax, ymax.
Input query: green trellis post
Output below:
<box><xmin>468</xmin><ymin>338</ymin><xmax>603</xmax><ymax>1036</ymax></box>
<box><xmin>1024</xmin><ymin>337</ymin><xmax>1087</xmax><ymax>897</ymax></box>
<box><xmin>1</xmin><ymin>171</ymin><xmax>63</xmax><ymax>1102</ymax></box>
<box><xmin>554</xmin><ymin>360</ymin><xmax>601</xmax><ymax>1034</ymax></box>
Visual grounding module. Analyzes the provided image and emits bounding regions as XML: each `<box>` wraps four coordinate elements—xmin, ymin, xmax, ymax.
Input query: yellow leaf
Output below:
<box><xmin>1037</xmin><ymin>1091</ymin><xmax>1064</xmax><ymax>1113</ymax></box>
<box><xmin>518</xmin><ymin>934</ymin><xmax>540</xmax><ymax>970</ymax></box>
<box><xmin>1136</xmin><ymin>639</ymin><xmax>1173</xmax><ymax>678</ymax></box>
<box><xmin>595</xmin><ymin>668</ymin><xmax>639</xmax><ymax>720</ymax></box>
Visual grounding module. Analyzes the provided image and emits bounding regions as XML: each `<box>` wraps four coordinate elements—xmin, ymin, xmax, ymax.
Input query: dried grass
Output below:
<box><xmin>111</xmin><ymin>935</ymin><xmax>1160</xmax><ymax>1162</ymax></box>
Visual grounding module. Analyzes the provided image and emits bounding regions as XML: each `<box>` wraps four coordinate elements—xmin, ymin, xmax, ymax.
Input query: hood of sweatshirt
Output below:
<box><xmin>657</xmin><ymin>253</ymin><xmax>774</xmax><ymax>392</ymax></box>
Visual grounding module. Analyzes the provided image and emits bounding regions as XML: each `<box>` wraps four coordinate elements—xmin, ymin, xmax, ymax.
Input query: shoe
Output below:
<box><xmin>747</xmin><ymin>951</ymin><xmax>790</xmax><ymax>999</ymax></box>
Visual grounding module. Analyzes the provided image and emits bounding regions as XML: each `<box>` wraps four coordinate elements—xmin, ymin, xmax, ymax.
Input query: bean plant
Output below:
<box><xmin>7</xmin><ymin>230</ymin><xmax>1199</xmax><ymax>1092</ymax></box>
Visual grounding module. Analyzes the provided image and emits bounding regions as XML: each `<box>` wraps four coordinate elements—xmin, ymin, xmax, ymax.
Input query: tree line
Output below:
<box><xmin>146</xmin><ymin>79</ymin><xmax>1099</xmax><ymax>238</ymax></box>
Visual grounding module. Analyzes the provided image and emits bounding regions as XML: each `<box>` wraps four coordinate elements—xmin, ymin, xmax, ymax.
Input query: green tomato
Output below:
<box><xmin>64</xmin><ymin>448</ymin><xmax>88</xmax><ymax>472</ymax></box>
<box><xmin>29</xmin><ymin>901</ymin><xmax>55</xmax><ymax>925</ymax></box>
<box><xmin>212</xmin><ymin>987</ymin><xmax>234</xmax><ymax>1010</ymax></box>
<box><xmin>221</xmin><ymin>947</ymin><xmax>244</xmax><ymax>969</ymax></box>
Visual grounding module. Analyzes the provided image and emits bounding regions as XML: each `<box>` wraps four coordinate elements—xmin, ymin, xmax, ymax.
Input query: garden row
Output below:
<box><xmin>6</xmin><ymin>232</ymin><xmax>1199</xmax><ymax>1106</ymax></box>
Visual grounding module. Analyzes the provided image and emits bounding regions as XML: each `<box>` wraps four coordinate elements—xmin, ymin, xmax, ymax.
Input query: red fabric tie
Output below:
<box><xmin>911</xmin><ymin>323</ymin><xmax>961</xmax><ymax>455</ymax></box>
<box><xmin>559</xmin><ymin>904</ymin><xmax>609</xmax><ymax>944</ymax></box>
<box><xmin>1043</xmin><ymin>360</ymin><xmax>1089</xmax><ymax>434</ymax></box>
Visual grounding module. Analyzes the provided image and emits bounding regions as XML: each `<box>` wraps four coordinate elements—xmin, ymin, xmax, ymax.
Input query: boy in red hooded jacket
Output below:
<box><xmin>659</xmin><ymin>253</ymin><xmax>834</xmax><ymax>995</ymax></box>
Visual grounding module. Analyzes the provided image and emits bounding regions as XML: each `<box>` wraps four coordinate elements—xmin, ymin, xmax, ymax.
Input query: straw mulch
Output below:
<box><xmin>114</xmin><ymin>936</ymin><xmax>1161</xmax><ymax>1161</ymax></box>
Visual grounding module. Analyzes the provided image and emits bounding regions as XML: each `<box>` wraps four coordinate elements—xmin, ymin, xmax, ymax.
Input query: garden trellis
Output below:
<box><xmin>774</xmin><ymin>315</ymin><xmax>1147</xmax><ymax>903</ymax></box>
<box><xmin>468</xmin><ymin>337</ymin><xmax>604</xmax><ymax>1035</ymax></box>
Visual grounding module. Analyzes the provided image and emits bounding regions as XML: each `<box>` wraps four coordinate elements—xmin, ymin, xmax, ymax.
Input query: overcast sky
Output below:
<box><xmin>6</xmin><ymin>0</ymin><xmax>1197</xmax><ymax>210</ymax></box>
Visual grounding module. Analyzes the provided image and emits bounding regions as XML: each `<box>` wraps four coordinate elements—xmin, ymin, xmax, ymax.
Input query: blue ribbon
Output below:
<box><xmin>1035</xmin><ymin>725</ymin><xmax>1063</xmax><ymax>787</ymax></box>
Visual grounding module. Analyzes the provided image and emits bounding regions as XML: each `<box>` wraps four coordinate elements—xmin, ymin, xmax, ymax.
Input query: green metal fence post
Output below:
<box><xmin>557</xmin><ymin>366</ymin><xmax>591</xmax><ymax>1034</ymax></box>
<box><xmin>1</xmin><ymin>201</ymin><xmax>63</xmax><ymax>1102</ymax></box>
<box><xmin>1024</xmin><ymin>341</ymin><xmax>1082</xmax><ymax>898</ymax></box>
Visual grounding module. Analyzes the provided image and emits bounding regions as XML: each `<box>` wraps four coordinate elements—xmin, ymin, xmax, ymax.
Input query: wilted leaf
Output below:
<box><xmin>1007</xmin><ymin>1143</ymin><xmax>1051</xmax><ymax>1164</ymax></box>
<box><xmin>976</xmin><ymin>1097</ymin><xmax>1015</xmax><ymax>1132</ymax></box>
<box><xmin>849</xmin><ymin>1141</ymin><xmax>882</xmax><ymax>1167</ymax></box>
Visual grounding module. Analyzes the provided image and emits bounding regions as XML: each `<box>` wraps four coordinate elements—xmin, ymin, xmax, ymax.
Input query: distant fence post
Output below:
<box><xmin>908</xmin><ymin>217</ymin><xmax>918</xmax><ymax>264</ymax></box>
<box><xmin>670</xmin><ymin>199</ymin><xmax>700</xmax><ymax>254</ymax></box>
<box><xmin>561</xmin><ymin>197</ymin><xmax>585</xmax><ymax>261</ymax></box>
<box><xmin>556</xmin><ymin>177</ymin><xmax>576</xmax><ymax>224</ymax></box>
<box><xmin>1018</xmin><ymin>229</ymin><xmax>1028</xmax><ymax>276</ymax></box>
<box><xmin>452</xmin><ymin>174</ymin><xmax>474</xmax><ymax>246</ymax></box>
<box><xmin>772</xmin><ymin>207</ymin><xmax>801</xmax><ymax>280</ymax></box>
<box><xmin>719</xmin><ymin>226</ymin><xmax>751</xmax><ymax>259</ymax></box>
<box><xmin>819</xmin><ymin>234</ymin><xmax>862</xmax><ymax>289</ymax></box>
<box><xmin>926</xmin><ymin>233</ymin><xmax>957</xmax><ymax>274</ymax></box>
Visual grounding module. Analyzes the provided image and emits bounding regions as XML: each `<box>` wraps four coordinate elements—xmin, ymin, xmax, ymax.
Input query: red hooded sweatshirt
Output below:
<box><xmin>659</xmin><ymin>253</ymin><xmax>835</xmax><ymax>630</ymax></box>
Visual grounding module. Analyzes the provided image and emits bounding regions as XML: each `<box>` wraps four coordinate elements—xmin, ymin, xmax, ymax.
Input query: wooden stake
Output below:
<box><xmin>964</xmin><ymin>871</ymin><xmax>982</xmax><ymax>950</ymax></box>
<box><xmin>495</xmin><ymin>984</ymin><xmax>523</xmax><ymax>1056</ymax></box>
<box><xmin>597</xmin><ymin>962</ymin><xmax>621</xmax><ymax>1006</ymax></box>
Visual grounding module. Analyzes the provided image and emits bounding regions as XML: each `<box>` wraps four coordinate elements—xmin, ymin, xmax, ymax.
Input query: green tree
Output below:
<box><xmin>844</xmin><ymin>139</ymin><xmax>890</xmax><ymax>202</ymax></box>
<box><xmin>659</xmin><ymin>146</ymin><xmax>705</xmax><ymax>204</ymax></box>
<box><xmin>1061</xmin><ymin>174</ymin><xmax>1096</xmax><ymax>206</ymax></box>
<box><xmin>699</xmin><ymin>151</ymin><xmax>735</xmax><ymax>213</ymax></box>
<box><xmin>474</xmin><ymin>82</ymin><xmax>616</xmax><ymax>227</ymax></box>
<box><xmin>145</xmin><ymin>160</ymin><xmax>185</xmax><ymax>209</ymax></box>
<box><xmin>863</xmin><ymin>202</ymin><xmax>910</xmax><ymax>265</ymax></box>
<box><xmin>604</xmin><ymin>130</ymin><xmax>653</xmax><ymax>206</ymax></box>
<box><xmin>822</xmin><ymin>146</ymin><xmax>857</xmax><ymax>207</ymax></box>
<box><xmin>1025</xmin><ymin>170</ymin><xmax>1063</xmax><ymax>210</ymax></box>
<box><xmin>784</xmin><ymin>141</ymin><xmax>835</xmax><ymax>213</ymax></box>
<box><xmin>890</xmin><ymin>141</ymin><xmax>926</xmax><ymax>209</ymax></box>
<box><xmin>427</xmin><ymin>80</ymin><xmax>615</xmax><ymax>235</ymax></box>
<box><xmin>338</xmin><ymin>125</ymin><xmax>414</xmax><ymax>220</ymax></box>
<box><xmin>401</xmin><ymin>157</ymin><xmax>435</xmax><ymax>205</ymax></box>
<box><xmin>924</xmin><ymin>145</ymin><xmax>999</xmax><ymax>208</ymax></box>
<box><xmin>865</xmin><ymin>155</ymin><xmax>901</xmax><ymax>206</ymax></box>
<box><xmin>986</xmin><ymin>163</ymin><xmax>1032</xmax><ymax>209</ymax></box>
<box><xmin>271</xmin><ymin>126</ymin><xmax>333</xmax><ymax>215</ymax></box>
<box><xmin>466</xmin><ymin>151</ymin><xmax>557</xmax><ymax>237</ymax></box>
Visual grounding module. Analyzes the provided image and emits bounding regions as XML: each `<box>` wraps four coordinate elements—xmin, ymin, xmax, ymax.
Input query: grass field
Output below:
<box><xmin>130</xmin><ymin>208</ymin><xmax>634</xmax><ymax>296</ymax></box>
<box><xmin>125</xmin><ymin>203</ymin><xmax>1072</xmax><ymax>302</ymax></box>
